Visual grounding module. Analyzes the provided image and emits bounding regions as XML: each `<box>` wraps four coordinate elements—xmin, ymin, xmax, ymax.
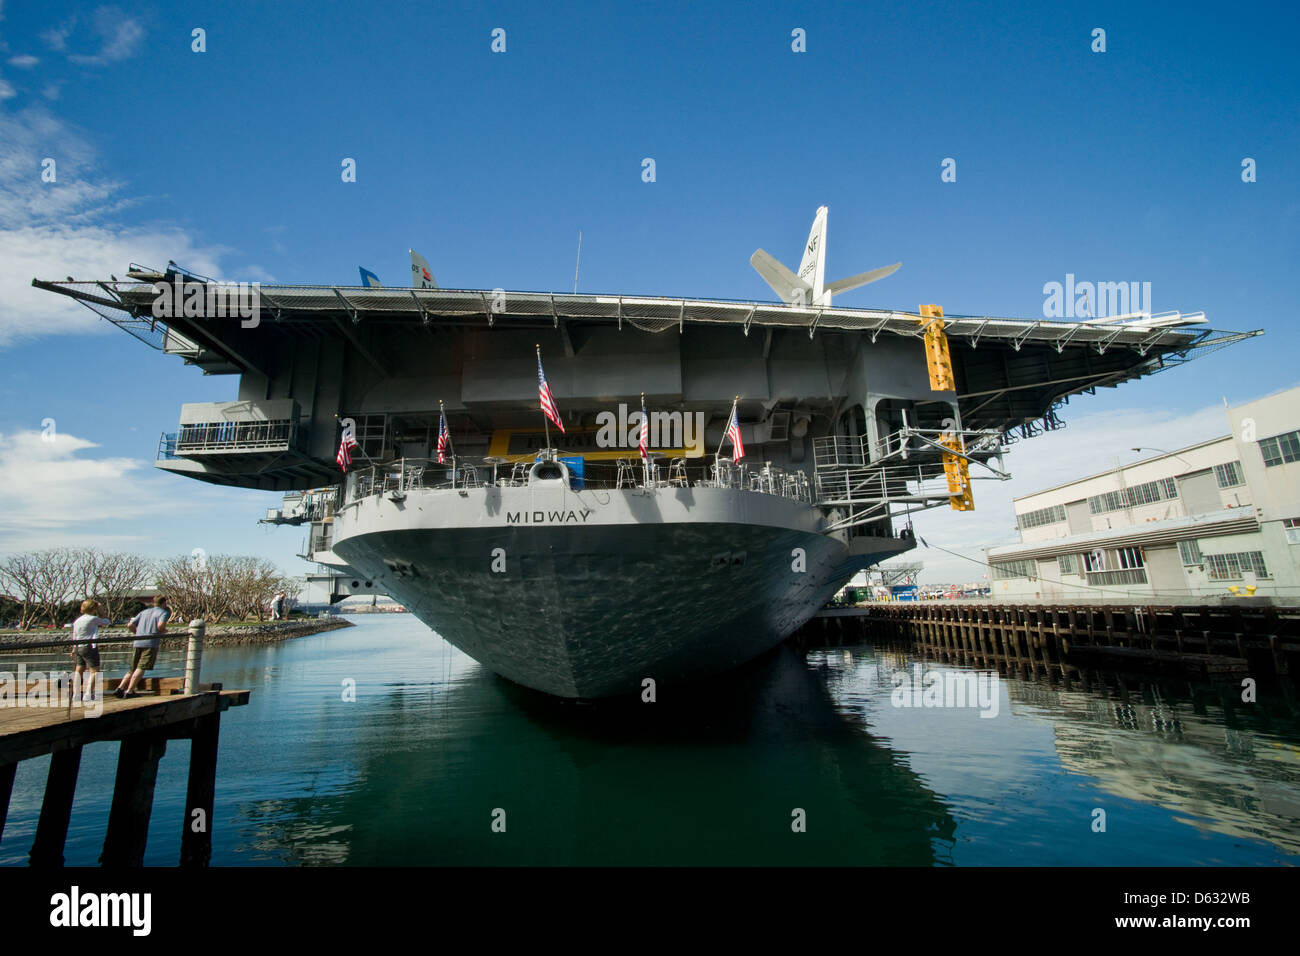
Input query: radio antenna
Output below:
<box><xmin>573</xmin><ymin>229</ymin><xmax>582</xmax><ymax>293</ymax></box>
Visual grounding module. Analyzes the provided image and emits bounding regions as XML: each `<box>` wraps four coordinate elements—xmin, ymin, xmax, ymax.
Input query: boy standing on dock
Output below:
<box><xmin>70</xmin><ymin>599</ymin><xmax>110</xmax><ymax>702</ymax></box>
<box><xmin>115</xmin><ymin>595</ymin><xmax>170</xmax><ymax>699</ymax></box>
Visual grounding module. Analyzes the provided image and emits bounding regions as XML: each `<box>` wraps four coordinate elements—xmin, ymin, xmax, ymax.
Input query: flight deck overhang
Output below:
<box><xmin>32</xmin><ymin>275</ymin><xmax>1263</xmax><ymax>484</ymax></box>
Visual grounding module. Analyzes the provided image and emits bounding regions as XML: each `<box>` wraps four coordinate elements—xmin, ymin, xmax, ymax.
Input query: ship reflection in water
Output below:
<box><xmin>2</xmin><ymin>616</ymin><xmax>1297</xmax><ymax>865</ymax></box>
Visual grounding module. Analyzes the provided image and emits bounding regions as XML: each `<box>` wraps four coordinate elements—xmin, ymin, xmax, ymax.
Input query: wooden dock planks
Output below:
<box><xmin>0</xmin><ymin>685</ymin><xmax>249</xmax><ymax>867</ymax></box>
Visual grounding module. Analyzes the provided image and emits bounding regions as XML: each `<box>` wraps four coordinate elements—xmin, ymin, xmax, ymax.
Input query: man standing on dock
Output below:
<box><xmin>115</xmin><ymin>595</ymin><xmax>170</xmax><ymax>699</ymax></box>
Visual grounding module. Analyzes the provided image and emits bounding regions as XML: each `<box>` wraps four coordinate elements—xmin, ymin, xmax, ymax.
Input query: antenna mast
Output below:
<box><xmin>573</xmin><ymin>230</ymin><xmax>582</xmax><ymax>293</ymax></box>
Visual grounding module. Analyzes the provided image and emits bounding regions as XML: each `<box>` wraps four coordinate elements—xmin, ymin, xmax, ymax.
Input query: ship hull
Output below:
<box><xmin>332</xmin><ymin>485</ymin><xmax>908</xmax><ymax>697</ymax></box>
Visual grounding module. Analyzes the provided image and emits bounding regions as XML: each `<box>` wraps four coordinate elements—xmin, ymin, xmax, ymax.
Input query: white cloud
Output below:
<box><xmin>42</xmin><ymin>83</ymin><xmax>60</xmax><ymax>100</ymax></box>
<box><xmin>0</xmin><ymin>429</ymin><xmax>276</xmax><ymax>557</ymax></box>
<box><xmin>0</xmin><ymin>107</ymin><xmax>228</xmax><ymax>347</ymax></box>
<box><xmin>67</xmin><ymin>8</ymin><xmax>143</xmax><ymax>65</ymax></box>
<box><xmin>910</xmin><ymin>401</ymin><xmax>1231</xmax><ymax>584</ymax></box>
<box><xmin>0</xmin><ymin>430</ymin><xmax>177</xmax><ymax>548</ymax></box>
<box><xmin>0</xmin><ymin>224</ymin><xmax>225</xmax><ymax>345</ymax></box>
<box><xmin>0</xmin><ymin>78</ymin><xmax>13</xmax><ymax>100</ymax></box>
<box><xmin>8</xmin><ymin>55</ymin><xmax>39</xmax><ymax>69</ymax></box>
<box><xmin>41</xmin><ymin>25</ymin><xmax>71</xmax><ymax>52</ymax></box>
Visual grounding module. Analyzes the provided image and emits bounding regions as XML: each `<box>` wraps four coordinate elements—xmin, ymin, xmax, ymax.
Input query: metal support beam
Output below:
<box><xmin>1096</xmin><ymin>326</ymin><xmax>1127</xmax><ymax>355</ymax></box>
<box><xmin>1010</xmin><ymin>320</ymin><xmax>1039</xmax><ymax>352</ymax></box>
<box><xmin>410</xmin><ymin>289</ymin><xmax>432</xmax><ymax>327</ymax></box>
<box><xmin>809</xmin><ymin>308</ymin><xmax>824</xmax><ymax>340</ymax></box>
<box><xmin>332</xmin><ymin>288</ymin><xmax>360</xmax><ymax>324</ymax></box>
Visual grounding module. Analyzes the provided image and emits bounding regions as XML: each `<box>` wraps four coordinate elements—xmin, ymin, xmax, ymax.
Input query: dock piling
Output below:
<box><xmin>101</xmin><ymin>734</ymin><xmax>168</xmax><ymax>867</ymax></box>
<box><xmin>184</xmin><ymin>619</ymin><xmax>206</xmax><ymax>694</ymax></box>
<box><xmin>29</xmin><ymin>746</ymin><xmax>83</xmax><ymax>867</ymax></box>
<box><xmin>180</xmin><ymin>712</ymin><xmax>221</xmax><ymax>867</ymax></box>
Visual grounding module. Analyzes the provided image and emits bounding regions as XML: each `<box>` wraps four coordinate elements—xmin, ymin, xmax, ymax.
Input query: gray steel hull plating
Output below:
<box><xmin>331</xmin><ymin>485</ymin><xmax>903</xmax><ymax>697</ymax></box>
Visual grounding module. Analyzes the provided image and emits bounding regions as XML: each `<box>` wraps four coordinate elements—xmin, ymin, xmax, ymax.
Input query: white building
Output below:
<box><xmin>985</xmin><ymin>385</ymin><xmax>1300</xmax><ymax>601</ymax></box>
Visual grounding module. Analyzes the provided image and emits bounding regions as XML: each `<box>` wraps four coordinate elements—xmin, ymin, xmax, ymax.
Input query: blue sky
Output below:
<box><xmin>0</xmin><ymin>0</ymin><xmax>1296</xmax><ymax>582</ymax></box>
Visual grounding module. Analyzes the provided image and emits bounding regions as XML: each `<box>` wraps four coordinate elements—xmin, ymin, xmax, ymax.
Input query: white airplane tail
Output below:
<box><xmin>410</xmin><ymin>250</ymin><xmax>437</xmax><ymax>289</ymax></box>
<box><xmin>796</xmin><ymin>206</ymin><xmax>828</xmax><ymax>303</ymax></box>
<box><xmin>751</xmin><ymin>206</ymin><xmax>898</xmax><ymax>307</ymax></box>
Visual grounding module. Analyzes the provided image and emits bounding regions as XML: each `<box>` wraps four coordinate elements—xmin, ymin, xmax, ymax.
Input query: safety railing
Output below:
<box><xmin>173</xmin><ymin>419</ymin><xmax>296</xmax><ymax>453</ymax></box>
<box><xmin>340</xmin><ymin>456</ymin><xmax>817</xmax><ymax>506</ymax></box>
<box><xmin>813</xmin><ymin>427</ymin><xmax>1007</xmax><ymax>470</ymax></box>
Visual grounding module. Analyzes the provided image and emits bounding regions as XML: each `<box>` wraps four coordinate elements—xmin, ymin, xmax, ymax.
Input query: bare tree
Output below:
<box><xmin>226</xmin><ymin>556</ymin><xmax>293</xmax><ymax>621</ymax></box>
<box><xmin>30</xmin><ymin>548</ymin><xmax>80</xmax><ymax>627</ymax></box>
<box><xmin>90</xmin><ymin>551</ymin><xmax>155</xmax><ymax>622</ymax></box>
<box><xmin>142</xmin><ymin>554</ymin><xmax>299</xmax><ymax>624</ymax></box>
<box><xmin>0</xmin><ymin>552</ymin><xmax>41</xmax><ymax>629</ymax></box>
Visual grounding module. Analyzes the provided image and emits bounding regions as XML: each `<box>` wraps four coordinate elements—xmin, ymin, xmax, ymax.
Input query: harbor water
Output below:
<box><xmin>2</xmin><ymin>614</ymin><xmax>1298</xmax><ymax>866</ymax></box>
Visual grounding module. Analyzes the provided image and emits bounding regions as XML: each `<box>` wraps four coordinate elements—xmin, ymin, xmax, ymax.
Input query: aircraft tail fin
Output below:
<box><xmin>823</xmin><ymin>262</ymin><xmax>901</xmax><ymax>297</ymax></box>
<box><xmin>359</xmin><ymin>267</ymin><xmax>383</xmax><ymax>288</ymax></box>
<box><xmin>797</xmin><ymin>205</ymin><xmax>828</xmax><ymax>301</ymax></box>
<box><xmin>750</xmin><ymin>249</ymin><xmax>811</xmax><ymax>304</ymax></box>
<box><xmin>409</xmin><ymin>250</ymin><xmax>437</xmax><ymax>289</ymax></box>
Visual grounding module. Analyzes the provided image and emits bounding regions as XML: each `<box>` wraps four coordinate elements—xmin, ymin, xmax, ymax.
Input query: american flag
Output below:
<box><xmin>436</xmin><ymin>407</ymin><xmax>449</xmax><ymax>464</ymax></box>
<box><xmin>336</xmin><ymin>429</ymin><xmax>359</xmax><ymax>472</ymax></box>
<box><xmin>638</xmin><ymin>398</ymin><xmax>649</xmax><ymax>460</ymax></box>
<box><xmin>726</xmin><ymin>406</ymin><xmax>745</xmax><ymax>462</ymax></box>
<box><xmin>537</xmin><ymin>350</ymin><xmax>565</xmax><ymax>433</ymax></box>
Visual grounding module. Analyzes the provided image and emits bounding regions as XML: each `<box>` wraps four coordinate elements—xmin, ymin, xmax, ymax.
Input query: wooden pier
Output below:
<box><xmin>0</xmin><ymin>671</ymin><xmax>249</xmax><ymax>867</ymax></box>
<box><xmin>794</xmin><ymin>602</ymin><xmax>1300</xmax><ymax>684</ymax></box>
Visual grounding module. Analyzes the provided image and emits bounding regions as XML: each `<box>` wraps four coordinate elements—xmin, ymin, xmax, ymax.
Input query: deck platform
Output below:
<box><xmin>0</xmin><ymin>677</ymin><xmax>249</xmax><ymax>867</ymax></box>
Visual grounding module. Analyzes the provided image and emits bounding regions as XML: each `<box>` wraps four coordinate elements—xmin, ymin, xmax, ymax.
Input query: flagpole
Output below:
<box><xmin>439</xmin><ymin>399</ymin><xmax>456</xmax><ymax>459</ymax></box>
<box><xmin>537</xmin><ymin>344</ymin><xmax>551</xmax><ymax>456</ymax></box>
<box><xmin>715</xmin><ymin>396</ymin><xmax>738</xmax><ymax>463</ymax></box>
<box><xmin>334</xmin><ymin>412</ymin><xmax>375</xmax><ymax>464</ymax></box>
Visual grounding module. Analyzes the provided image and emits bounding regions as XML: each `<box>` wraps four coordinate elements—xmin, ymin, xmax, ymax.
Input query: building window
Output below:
<box><xmin>990</xmin><ymin>560</ymin><xmax>1033</xmax><ymax>580</ymax></box>
<box><xmin>1204</xmin><ymin>554</ymin><xmax>1239</xmax><ymax>580</ymax></box>
<box><xmin>1058</xmin><ymin>553</ymin><xmax>1078</xmax><ymax>575</ymax></box>
<box><xmin>1213</xmin><ymin>461</ymin><xmax>1244</xmax><ymax>488</ymax></box>
<box><xmin>1115</xmin><ymin>546</ymin><xmax>1145</xmax><ymax>569</ymax></box>
<box><xmin>1088</xmin><ymin>478</ymin><xmax>1179</xmax><ymax>514</ymax></box>
<box><xmin>1260</xmin><ymin>430</ymin><xmax>1300</xmax><ymax>468</ymax></box>
<box><xmin>1285</xmin><ymin>518</ymin><xmax>1300</xmax><ymax>545</ymax></box>
<box><xmin>1241</xmin><ymin>551</ymin><xmax>1270</xmax><ymax>578</ymax></box>
<box><xmin>1204</xmin><ymin>552</ymin><xmax>1271</xmax><ymax>580</ymax></box>
<box><xmin>1083</xmin><ymin>550</ymin><xmax>1105</xmax><ymax>572</ymax></box>
<box><xmin>1017</xmin><ymin>503</ymin><xmax>1068</xmax><ymax>530</ymax></box>
<box><xmin>1088</xmin><ymin>490</ymin><xmax>1125</xmax><ymax>515</ymax></box>
<box><xmin>1177</xmin><ymin>540</ymin><xmax>1202</xmax><ymax>566</ymax></box>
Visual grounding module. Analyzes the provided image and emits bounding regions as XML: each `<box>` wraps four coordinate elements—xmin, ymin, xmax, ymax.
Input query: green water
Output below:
<box><xmin>2</xmin><ymin>615</ymin><xmax>1298</xmax><ymax>865</ymax></box>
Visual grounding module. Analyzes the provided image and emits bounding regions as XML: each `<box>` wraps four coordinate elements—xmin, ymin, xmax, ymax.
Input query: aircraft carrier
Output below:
<box><xmin>33</xmin><ymin>209</ymin><xmax>1259</xmax><ymax>697</ymax></box>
